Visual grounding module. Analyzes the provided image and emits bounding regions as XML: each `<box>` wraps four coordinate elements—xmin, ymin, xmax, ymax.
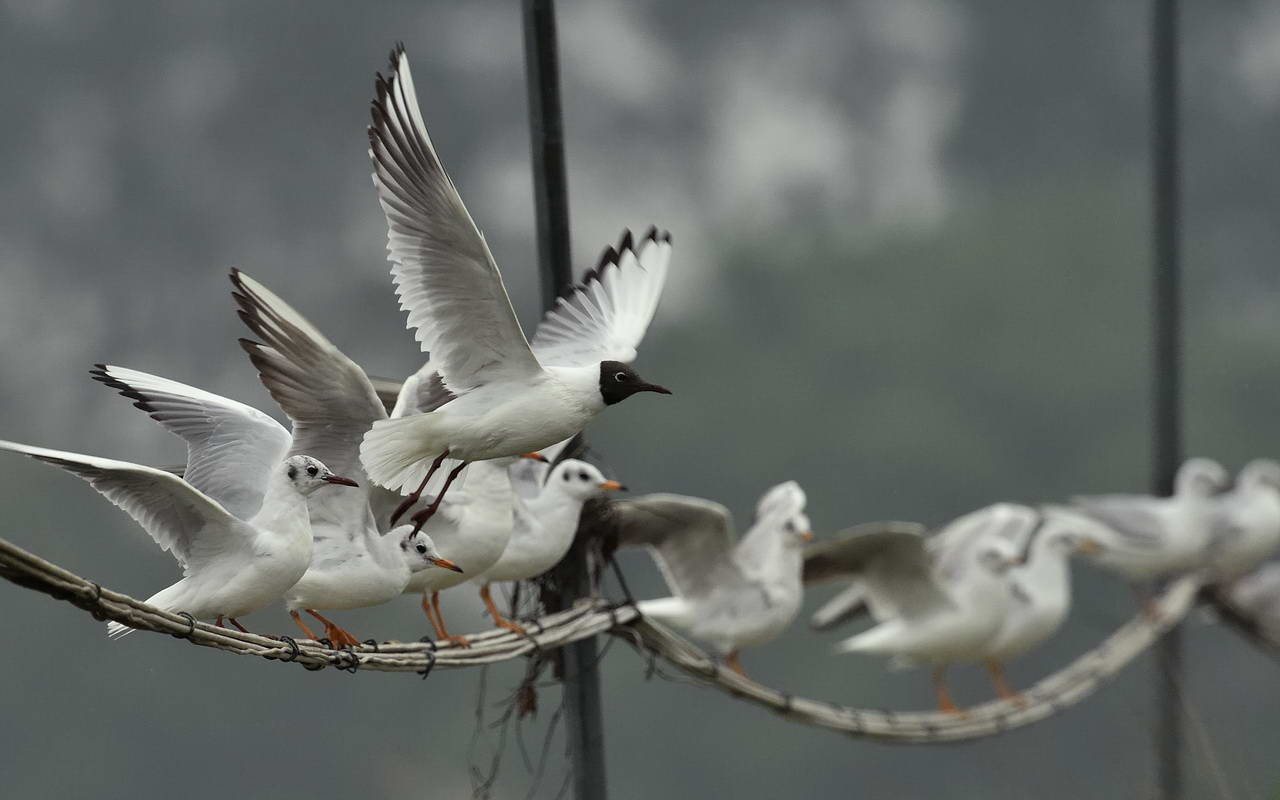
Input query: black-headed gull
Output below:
<box><xmin>612</xmin><ymin>482</ymin><xmax>812</xmax><ymax>677</ymax></box>
<box><xmin>0</xmin><ymin>433</ymin><xmax>355</xmax><ymax>636</ymax></box>
<box><xmin>473</xmin><ymin>458</ymin><xmax>624</xmax><ymax>634</ymax></box>
<box><xmin>223</xmin><ymin>271</ymin><xmax>466</xmax><ymax>645</ymax></box>
<box><xmin>807</xmin><ymin>505</ymin><xmax>1027</xmax><ymax>713</ymax></box>
<box><xmin>359</xmin><ymin>45</ymin><xmax>671</xmax><ymax>531</ymax></box>
<box><xmin>1064</xmin><ymin>458</ymin><xmax>1228</xmax><ymax>585</ymax></box>
<box><xmin>1208</xmin><ymin>459</ymin><xmax>1280</xmax><ymax>581</ymax></box>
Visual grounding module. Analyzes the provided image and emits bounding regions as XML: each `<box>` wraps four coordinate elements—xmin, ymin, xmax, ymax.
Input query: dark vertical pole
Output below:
<box><xmin>523</xmin><ymin>3</ymin><xmax>609</xmax><ymax>799</ymax></box>
<box><xmin>1152</xmin><ymin>1</ymin><xmax>1182</xmax><ymax>799</ymax></box>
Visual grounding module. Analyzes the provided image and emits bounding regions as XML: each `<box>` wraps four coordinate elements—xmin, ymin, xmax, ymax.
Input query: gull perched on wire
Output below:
<box><xmin>976</xmin><ymin>507</ymin><xmax>1102</xmax><ymax>703</ymax></box>
<box><xmin>1059</xmin><ymin>458</ymin><xmax>1228</xmax><ymax>599</ymax></box>
<box><xmin>612</xmin><ymin>482</ymin><xmax>813</xmax><ymax>677</ymax></box>
<box><xmin>379</xmin><ymin>363</ymin><xmax>532</xmax><ymax>647</ymax></box>
<box><xmin>359</xmin><ymin>45</ymin><xmax>672</xmax><ymax>531</ymax></box>
<box><xmin>1</xmin><ymin>375</ymin><xmax>358</xmax><ymax>636</ymax></box>
<box><xmin>473</xmin><ymin>457</ymin><xmax>624</xmax><ymax>634</ymax></box>
<box><xmin>1207</xmin><ymin>459</ymin><xmax>1280</xmax><ymax>582</ymax></box>
<box><xmin>217</xmin><ymin>272</ymin><xmax>464</xmax><ymax>645</ymax></box>
<box><xmin>806</xmin><ymin>505</ymin><xmax>1030</xmax><ymax>713</ymax></box>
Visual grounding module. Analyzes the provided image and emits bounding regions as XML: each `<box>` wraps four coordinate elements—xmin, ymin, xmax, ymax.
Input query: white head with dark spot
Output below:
<box><xmin>284</xmin><ymin>455</ymin><xmax>358</xmax><ymax>496</ymax></box>
<box><xmin>597</xmin><ymin>360</ymin><xmax>672</xmax><ymax>406</ymax></box>
<box><xmin>399</xmin><ymin>529</ymin><xmax>463</xmax><ymax>574</ymax></box>
<box><xmin>548</xmin><ymin>459</ymin><xmax>626</xmax><ymax>501</ymax></box>
<box><xmin>1237</xmin><ymin>459</ymin><xmax>1280</xmax><ymax>494</ymax></box>
<box><xmin>1175</xmin><ymin>458</ymin><xmax>1229</xmax><ymax>497</ymax></box>
<box><xmin>756</xmin><ymin>482</ymin><xmax>812</xmax><ymax>546</ymax></box>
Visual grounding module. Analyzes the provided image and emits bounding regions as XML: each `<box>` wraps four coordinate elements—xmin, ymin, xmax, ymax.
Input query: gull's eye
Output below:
<box><xmin>784</xmin><ymin>520</ymin><xmax>795</xmax><ymax>533</ymax></box>
<box><xmin>416</xmin><ymin>543</ymin><xmax>427</xmax><ymax>555</ymax></box>
<box><xmin>306</xmin><ymin>465</ymin><xmax>318</xmax><ymax>477</ymax></box>
<box><xmin>579</xmin><ymin>471</ymin><xmax>589</xmax><ymax>481</ymax></box>
<box><xmin>614</xmin><ymin>371</ymin><xmax>628</xmax><ymax>382</ymax></box>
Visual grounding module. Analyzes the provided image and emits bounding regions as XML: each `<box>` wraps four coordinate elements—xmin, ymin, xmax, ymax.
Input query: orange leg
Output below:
<box><xmin>480</xmin><ymin>583</ymin><xmax>527</xmax><ymax>635</ymax></box>
<box><xmin>985</xmin><ymin>661</ymin><xmax>1027</xmax><ymax>707</ymax></box>
<box><xmin>305</xmin><ymin>609</ymin><xmax>361</xmax><ymax>648</ymax></box>
<box><xmin>290</xmin><ymin>609</ymin><xmax>319</xmax><ymax>641</ymax></box>
<box><xmin>422</xmin><ymin>591</ymin><xmax>470</xmax><ymax>648</ymax></box>
<box><xmin>390</xmin><ymin>450</ymin><xmax>450</xmax><ymax>526</ymax></box>
<box><xmin>724</xmin><ymin>650</ymin><xmax>748</xmax><ymax>678</ymax></box>
<box><xmin>227</xmin><ymin>618</ymin><xmax>250</xmax><ymax>634</ymax></box>
<box><xmin>215</xmin><ymin>615</ymin><xmax>226</xmax><ymax>628</ymax></box>
<box><xmin>933</xmin><ymin>666</ymin><xmax>965</xmax><ymax>715</ymax></box>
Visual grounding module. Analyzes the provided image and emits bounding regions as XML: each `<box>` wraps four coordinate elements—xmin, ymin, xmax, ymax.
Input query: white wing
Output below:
<box><xmin>0</xmin><ymin>440</ymin><xmax>249</xmax><ymax>574</ymax></box>
<box><xmin>231</xmin><ymin>269</ymin><xmax>384</xmax><ymax>483</ymax></box>
<box><xmin>389</xmin><ymin>361</ymin><xmax>456</xmax><ymax>419</ymax></box>
<box><xmin>91</xmin><ymin>365</ymin><xmax>291</xmax><ymax>521</ymax></box>
<box><xmin>531</xmin><ymin>228</ymin><xmax>671</xmax><ymax>367</ymax></box>
<box><xmin>369</xmin><ymin>44</ymin><xmax>541</xmax><ymax>394</ymax></box>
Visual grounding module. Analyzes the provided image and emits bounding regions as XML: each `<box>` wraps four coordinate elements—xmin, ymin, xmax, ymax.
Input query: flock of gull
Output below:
<box><xmin>5</xmin><ymin>46</ymin><xmax>1280</xmax><ymax>713</ymax></box>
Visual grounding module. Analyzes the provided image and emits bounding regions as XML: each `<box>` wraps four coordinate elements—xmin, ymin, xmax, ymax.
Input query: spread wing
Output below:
<box><xmin>531</xmin><ymin>228</ymin><xmax>672</xmax><ymax>367</ymax></box>
<box><xmin>611</xmin><ymin>493</ymin><xmax>745</xmax><ymax>601</ymax></box>
<box><xmin>801</xmin><ymin>524</ymin><xmax>951</xmax><ymax>621</ymax></box>
<box><xmin>91</xmin><ymin>365</ymin><xmax>290</xmax><ymax>521</ymax></box>
<box><xmin>231</xmin><ymin>269</ymin><xmax>383</xmax><ymax>483</ymax></box>
<box><xmin>1</xmin><ymin>440</ymin><xmax>249</xmax><ymax>574</ymax></box>
<box><xmin>369</xmin><ymin>44</ymin><xmax>541</xmax><ymax>394</ymax></box>
<box><xmin>930</xmin><ymin>503</ymin><xmax>1041</xmax><ymax>583</ymax></box>
<box><xmin>1070</xmin><ymin>494</ymin><xmax>1166</xmax><ymax>548</ymax></box>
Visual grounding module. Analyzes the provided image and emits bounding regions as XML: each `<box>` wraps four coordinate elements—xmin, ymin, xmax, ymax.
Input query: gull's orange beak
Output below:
<box><xmin>430</xmin><ymin>556</ymin><xmax>464</xmax><ymax>573</ymax></box>
<box><xmin>599</xmin><ymin>480</ymin><xmax>626</xmax><ymax>491</ymax></box>
<box><xmin>800</xmin><ymin>531</ymin><xmax>815</xmax><ymax>542</ymax></box>
<box><xmin>520</xmin><ymin>452</ymin><xmax>550</xmax><ymax>463</ymax></box>
<box><xmin>323</xmin><ymin>475</ymin><xmax>359</xmax><ymax>487</ymax></box>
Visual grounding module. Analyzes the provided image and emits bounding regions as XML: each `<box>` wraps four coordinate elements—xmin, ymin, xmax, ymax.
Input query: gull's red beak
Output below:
<box><xmin>800</xmin><ymin>531</ymin><xmax>815</xmax><ymax>542</ymax></box>
<box><xmin>520</xmin><ymin>452</ymin><xmax>550</xmax><ymax>463</ymax></box>
<box><xmin>430</xmin><ymin>556</ymin><xmax>464</xmax><ymax>573</ymax></box>
<box><xmin>599</xmin><ymin>480</ymin><xmax>626</xmax><ymax>491</ymax></box>
<box><xmin>323</xmin><ymin>475</ymin><xmax>360</xmax><ymax>487</ymax></box>
<box><xmin>640</xmin><ymin>383</ymin><xmax>672</xmax><ymax>395</ymax></box>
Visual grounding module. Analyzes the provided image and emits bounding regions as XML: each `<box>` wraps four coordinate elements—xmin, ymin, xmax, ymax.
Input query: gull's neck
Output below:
<box><xmin>1015</xmin><ymin>536</ymin><xmax>1072</xmax><ymax>608</ymax></box>
<box><xmin>543</xmin><ymin>365</ymin><xmax>605</xmax><ymax>412</ymax></box>
<box><xmin>736</xmin><ymin>518</ymin><xmax>802</xmax><ymax>586</ymax></box>
<box><xmin>251</xmin><ymin>469</ymin><xmax>310</xmax><ymax>535</ymax></box>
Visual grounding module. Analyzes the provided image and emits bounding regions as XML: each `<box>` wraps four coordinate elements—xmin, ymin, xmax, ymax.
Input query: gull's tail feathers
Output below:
<box><xmin>106</xmin><ymin>621</ymin><xmax>137</xmax><ymax>639</ymax></box>
<box><xmin>810</xmin><ymin>581</ymin><xmax>869</xmax><ymax>631</ymax></box>
<box><xmin>637</xmin><ymin>596</ymin><xmax>692</xmax><ymax>627</ymax></box>
<box><xmin>359</xmin><ymin>414</ymin><xmax>455</xmax><ymax>494</ymax></box>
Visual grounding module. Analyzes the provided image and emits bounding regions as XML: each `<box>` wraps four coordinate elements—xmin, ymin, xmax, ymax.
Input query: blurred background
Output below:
<box><xmin>2</xmin><ymin>1</ymin><xmax>1279</xmax><ymax>797</ymax></box>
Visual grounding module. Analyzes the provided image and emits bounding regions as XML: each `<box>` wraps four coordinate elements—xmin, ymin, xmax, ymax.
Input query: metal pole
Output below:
<box><xmin>522</xmin><ymin>2</ymin><xmax>609</xmax><ymax>798</ymax></box>
<box><xmin>1151</xmin><ymin>1</ymin><xmax>1182</xmax><ymax>798</ymax></box>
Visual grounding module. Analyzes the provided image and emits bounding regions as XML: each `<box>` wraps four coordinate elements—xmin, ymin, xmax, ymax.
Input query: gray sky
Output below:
<box><xmin>3</xmin><ymin>1</ymin><xmax>1280</xmax><ymax>798</ymax></box>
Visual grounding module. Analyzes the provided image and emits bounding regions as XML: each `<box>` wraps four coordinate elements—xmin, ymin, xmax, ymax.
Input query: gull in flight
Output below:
<box><xmin>1</xmin><ymin>380</ymin><xmax>357</xmax><ymax>635</ymax></box>
<box><xmin>612</xmin><ymin>482</ymin><xmax>812</xmax><ymax>677</ymax></box>
<box><xmin>359</xmin><ymin>45</ymin><xmax>671</xmax><ymax>531</ymax></box>
<box><xmin>217</xmin><ymin>271</ymin><xmax>466</xmax><ymax>645</ymax></box>
<box><xmin>474</xmin><ymin>457</ymin><xmax>624</xmax><ymax>634</ymax></box>
<box><xmin>807</xmin><ymin>505</ymin><xmax>1027</xmax><ymax>713</ymax></box>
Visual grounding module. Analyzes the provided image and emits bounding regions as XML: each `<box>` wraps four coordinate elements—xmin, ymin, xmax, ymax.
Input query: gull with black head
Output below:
<box><xmin>359</xmin><ymin>45</ymin><xmax>672</xmax><ymax>531</ymax></box>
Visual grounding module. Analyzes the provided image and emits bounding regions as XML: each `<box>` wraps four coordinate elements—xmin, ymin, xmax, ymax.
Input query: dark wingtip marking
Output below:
<box><xmin>89</xmin><ymin>365</ymin><xmax>158</xmax><ymax>415</ymax></box>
